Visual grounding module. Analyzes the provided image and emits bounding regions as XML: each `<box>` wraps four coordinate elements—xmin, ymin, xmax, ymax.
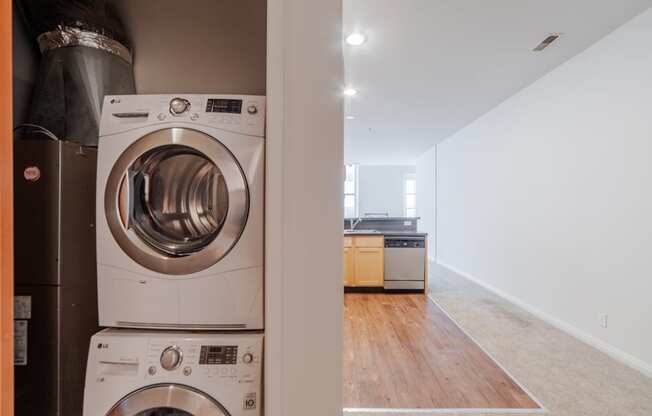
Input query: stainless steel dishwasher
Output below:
<box><xmin>384</xmin><ymin>236</ymin><xmax>426</xmax><ymax>291</ymax></box>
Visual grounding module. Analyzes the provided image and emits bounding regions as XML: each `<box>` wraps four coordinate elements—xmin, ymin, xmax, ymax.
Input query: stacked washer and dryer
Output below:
<box><xmin>83</xmin><ymin>94</ymin><xmax>265</xmax><ymax>416</ymax></box>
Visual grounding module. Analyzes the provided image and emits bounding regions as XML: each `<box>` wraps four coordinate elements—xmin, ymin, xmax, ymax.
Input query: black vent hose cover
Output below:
<box><xmin>16</xmin><ymin>0</ymin><xmax>129</xmax><ymax>47</ymax></box>
<box><xmin>16</xmin><ymin>0</ymin><xmax>136</xmax><ymax>146</ymax></box>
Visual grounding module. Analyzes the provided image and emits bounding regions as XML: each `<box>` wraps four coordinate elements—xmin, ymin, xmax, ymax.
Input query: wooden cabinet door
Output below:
<box><xmin>354</xmin><ymin>247</ymin><xmax>384</xmax><ymax>287</ymax></box>
<box><xmin>343</xmin><ymin>246</ymin><xmax>355</xmax><ymax>286</ymax></box>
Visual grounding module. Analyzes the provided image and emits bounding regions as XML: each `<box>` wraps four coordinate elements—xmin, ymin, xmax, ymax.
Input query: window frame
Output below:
<box><xmin>343</xmin><ymin>164</ymin><xmax>358</xmax><ymax>218</ymax></box>
<box><xmin>403</xmin><ymin>173</ymin><xmax>416</xmax><ymax>218</ymax></box>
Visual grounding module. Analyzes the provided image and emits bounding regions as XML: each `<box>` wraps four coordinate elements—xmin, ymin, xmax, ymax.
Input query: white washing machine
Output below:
<box><xmin>83</xmin><ymin>329</ymin><xmax>262</xmax><ymax>416</ymax></box>
<box><xmin>97</xmin><ymin>94</ymin><xmax>264</xmax><ymax>330</ymax></box>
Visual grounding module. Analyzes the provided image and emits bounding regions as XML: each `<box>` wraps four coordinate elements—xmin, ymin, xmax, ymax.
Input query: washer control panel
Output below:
<box><xmin>199</xmin><ymin>345</ymin><xmax>238</xmax><ymax>365</ymax></box>
<box><xmin>88</xmin><ymin>330</ymin><xmax>263</xmax><ymax>416</ymax></box>
<box><xmin>145</xmin><ymin>335</ymin><xmax>261</xmax><ymax>381</ymax></box>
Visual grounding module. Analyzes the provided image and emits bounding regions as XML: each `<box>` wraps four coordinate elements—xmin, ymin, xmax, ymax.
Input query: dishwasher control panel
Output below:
<box><xmin>384</xmin><ymin>237</ymin><xmax>425</xmax><ymax>248</ymax></box>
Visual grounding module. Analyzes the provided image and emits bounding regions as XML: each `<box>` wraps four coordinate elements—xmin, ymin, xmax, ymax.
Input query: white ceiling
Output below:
<box><xmin>343</xmin><ymin>0</ymin><xmax>652</xmax><ymax>164</ymax></box>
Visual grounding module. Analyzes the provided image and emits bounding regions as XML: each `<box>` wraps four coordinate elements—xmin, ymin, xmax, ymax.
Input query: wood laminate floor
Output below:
<box><xmin>343</xmin><ymin>293</ymin><xmax>541</xmax><ymax>410</ymax></box>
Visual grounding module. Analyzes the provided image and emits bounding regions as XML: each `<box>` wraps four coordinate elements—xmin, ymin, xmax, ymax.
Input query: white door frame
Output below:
<box><xmin>265</xmin><ymin>1</ymin><xmax>344</xmax><ymax>415</ymax></box>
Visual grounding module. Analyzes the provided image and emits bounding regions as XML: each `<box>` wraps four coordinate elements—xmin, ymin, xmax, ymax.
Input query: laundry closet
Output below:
<box><xmin>12</xmin><ymin>1</ymin><xmax>267</xmax><ymax>416</ymax></box>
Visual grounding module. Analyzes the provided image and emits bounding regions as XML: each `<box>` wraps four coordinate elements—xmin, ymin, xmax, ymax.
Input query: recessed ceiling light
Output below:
<box><xmin>346</xmin><ymin>116</ymin><xmax>355</xmax><ymax>120</ymax></box>
<box><xmin>343</xmin><ymin>88</ymin><xmax>358</xmax><ymax>96</ymax></box>
<box><xmin>345</xmin><ymin>33</ymin><xmax>367</xmax><ymax>46</ymax></box>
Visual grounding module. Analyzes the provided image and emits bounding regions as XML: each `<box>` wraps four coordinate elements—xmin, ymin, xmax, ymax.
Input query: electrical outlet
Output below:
<box><xmin>599</xmin><ymin>313</ymin><xmax>608</xmax><ymax>328</ymax></box>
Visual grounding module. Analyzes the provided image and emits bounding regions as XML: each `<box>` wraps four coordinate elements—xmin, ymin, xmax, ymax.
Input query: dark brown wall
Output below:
<box><xmin>111</xmin><ymin>0</ymin><xmax>267</xmax><ymax>95</ymax></box>
<box><xmin>12</xmin><ymin>2</ymin><xmax>39</xmax><ymax>126</ymax></box>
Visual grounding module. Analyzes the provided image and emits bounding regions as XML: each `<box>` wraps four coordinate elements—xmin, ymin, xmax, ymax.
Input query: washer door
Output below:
<box><xmin>107</xmin><ymin>384</ymin><xmax>229</xmax><ymax>416</ymax></box>
<box><xmin>105</xmin><ymin>128</ymin><xmax>249</xmax><ymax>275</ymax></box>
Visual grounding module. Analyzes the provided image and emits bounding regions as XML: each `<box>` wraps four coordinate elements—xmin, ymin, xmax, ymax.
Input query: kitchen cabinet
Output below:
<box><xmin>343</xmin><ymin>236</ymin><xmax>384</xmax><ymax>287</ymax></box>
<box><xmin>353</xmin><ymin>247</ymin><xmax>384</xmax><ymax>287</ymax></box>
<box><xmin>343</xmin><ymin>247</ymin><xmax>355</xmax><ymax>286</ymax></box>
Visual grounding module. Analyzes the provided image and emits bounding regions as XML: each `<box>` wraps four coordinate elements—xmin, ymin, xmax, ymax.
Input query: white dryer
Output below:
<box><xmin>97</xmin><ymin>94</ymin><xmax>264</xmax><ymax>330</ymax></box>
<box><xmin>83</xmin><ymin>329</ymin><xmax>262</xmax><ymax>416</ymax></box>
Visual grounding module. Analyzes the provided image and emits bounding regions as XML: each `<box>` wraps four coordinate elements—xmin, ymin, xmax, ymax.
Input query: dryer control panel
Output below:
<box><xmin>205</xmin><ymin>99</ymin><xmax>242</xmax><ymax>114</ymax></box>
<box><xmin>100</xmin><ymin>94</ymin><xmax>266</xmax><ymax>138</ymax></box>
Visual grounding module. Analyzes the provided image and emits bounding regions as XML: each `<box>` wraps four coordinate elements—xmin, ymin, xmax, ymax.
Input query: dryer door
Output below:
<box><xmin>105</xmin><ymin>127</ymin><xmax>249</xmax><ymax>275</ymax></box>
<box><xmin>107</xmin><ymin>384</ymin><xmax>229</xmax><ymax>416</ymax></box>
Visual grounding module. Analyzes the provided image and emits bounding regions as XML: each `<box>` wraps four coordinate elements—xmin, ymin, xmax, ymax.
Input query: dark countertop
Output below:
<box><xmin>344</xmin><ymin>230</ymin><xmax>428</xmax><ymax>237</ymax></box>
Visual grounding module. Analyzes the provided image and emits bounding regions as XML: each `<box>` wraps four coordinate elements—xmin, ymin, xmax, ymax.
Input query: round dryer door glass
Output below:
<box><xmin>128</xmin><ymin>145</ymin><xmax>228</xmax><ymax>257</ymax></box>
<box><xmin>107</xmin><ymin>384</ymin><xmax>229</xmax><ymax>416</ymax></box>
<box><xmin>105</xmin><ymin>128</ymin><xmax>249</xmax><ymax>275</ymax></box>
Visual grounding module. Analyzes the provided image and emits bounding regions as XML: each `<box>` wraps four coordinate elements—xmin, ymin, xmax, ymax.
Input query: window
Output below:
<box><xmin>404</xmin><ymin>174</ymin><xmax>416</xmax><ymax>217</ymax></box>
<box><xmin>344</xmin><ymin>164</ymin><xmax>358</xmax><ymax>218</ymax></box>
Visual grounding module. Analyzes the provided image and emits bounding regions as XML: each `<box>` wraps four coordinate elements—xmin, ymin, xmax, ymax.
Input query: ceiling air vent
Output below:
<box><xmin>533</xmin><ymin>33</ymin><xmax>561</xmax><ymax>51</ymax></box>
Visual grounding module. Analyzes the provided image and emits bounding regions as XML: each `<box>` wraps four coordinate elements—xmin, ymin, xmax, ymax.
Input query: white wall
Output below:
<box><xmin>437</xmin><ymin>7</ymin><xmax>652</xmax><ymax>376</ymax></box>
<box><xmin>416</xmin><ymin>146</ymin><xmax>436</xmax><ymax>268</ymax></box>
<box><xmin>266</xmin><ymin>0</ymin><xmax>343</xmax><ymax>415</ymax></box>
<box><xmin>357</xmin><ymin>164</ymin><xmax>415</xmax><ymax>217</ymax></box>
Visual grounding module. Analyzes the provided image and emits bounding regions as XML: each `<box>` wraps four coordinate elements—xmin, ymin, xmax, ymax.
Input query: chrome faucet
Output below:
<box><xmin>350</xmin><ymin>218</ymin><xmax>362</xmax><ymax>230</ymax></box>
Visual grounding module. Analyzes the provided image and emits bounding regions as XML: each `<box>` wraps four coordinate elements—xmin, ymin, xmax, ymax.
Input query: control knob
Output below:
<box><xmin>160</xmin><ymin>346</ymin><xmax>183</xmax><ymax>371</ymax></box>
<box><xmin>242</xmin><ymin>353</ymin><xmax>254</xmax><ymax>364</ymax></box>
<box><xmin>247</xmin><ymin>105</ymin><xmax>258</xmax><ymax>115</ymax></box>
<box><xmin>170</xmin><ymin>98</ymin><xmax>190</xmax><ymax>115</ymax></box>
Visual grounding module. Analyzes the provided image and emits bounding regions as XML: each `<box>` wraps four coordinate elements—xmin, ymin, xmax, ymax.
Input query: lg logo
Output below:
<box><xmin>97</xmin><ymin>343</ymin><xmax>109</xmax><ymax>349</ymax></box>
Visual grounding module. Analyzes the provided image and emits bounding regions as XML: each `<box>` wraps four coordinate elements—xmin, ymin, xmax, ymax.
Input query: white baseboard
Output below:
<box><xmin>436</xmin><ymin>261</ymin><xmax>652</xmax><ymax>379</ymax></box>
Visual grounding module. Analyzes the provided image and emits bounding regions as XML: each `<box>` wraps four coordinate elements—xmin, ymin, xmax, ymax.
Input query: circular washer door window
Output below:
<box><xmin>105</xmin><ymin>128</ymin><xmax>249</xmax><ymax>275</ymax></box>
<box><xmin>106</xmin><ymin>384</ymin><xmax>229</xmax><ymax>416</ymax></box>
